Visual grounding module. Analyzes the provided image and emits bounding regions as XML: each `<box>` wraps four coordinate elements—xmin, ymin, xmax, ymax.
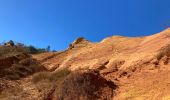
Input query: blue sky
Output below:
<box><xmin>0</xmin><ymin>0</ymin><xmax>170</xmax><ymax>50</ymax></box>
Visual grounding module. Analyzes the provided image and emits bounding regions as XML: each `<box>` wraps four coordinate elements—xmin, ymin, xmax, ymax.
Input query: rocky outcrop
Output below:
<box><xmin>4</xmin><ymin>40</ymin><xmax>15</xmax><ymax>46</ymax></box>
<box><xmin>68</xmin><ymin>37</ymin><xmax>92</xmax><ymax>50</ymax></box>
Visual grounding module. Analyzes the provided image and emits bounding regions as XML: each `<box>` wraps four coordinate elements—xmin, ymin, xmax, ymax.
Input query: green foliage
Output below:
<box><xmin>26</xmin><ymin>45</ymin><xmax>38</xmax><ymax>54</ymax></box>
<box><xmin>46</xmin><ymin>45</ymin><xmax>50</xmax><ymax>52</ymax></box>
<box><xmin>0</xmin><ymin>40</ymin><xmax>51</xmax><ymax>54</ymax></box>
<box><xmin>24</xmin><ymin>45</ymin><xmax>49</xmax><ymax>54</ymax></box>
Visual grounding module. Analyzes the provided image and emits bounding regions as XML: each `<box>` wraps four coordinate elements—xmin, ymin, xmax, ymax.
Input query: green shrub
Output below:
<box><xmin>24</xmin><ymin>45</ymin><xmax>48</xmax><ymax>54</ymax></box>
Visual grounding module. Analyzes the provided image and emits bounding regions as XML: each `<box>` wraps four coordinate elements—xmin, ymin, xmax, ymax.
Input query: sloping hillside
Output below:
<box><xmin>0</xmin><ymin>45</ymin><xmax>46</xmax><ymax>100</ymax></box>
<box><xmin>1</xmin><ymin>28</ymin><xmax>170</xmax><ymax>100</ymax></box>
<box><xmin>34</xmin><ymin>28</ymin><xmax>170</xmax><ymax>71</ymax></box>
<box><xmin>33</xmin><ymin>28</ymin><xmax>170</xmax><ymax>99</ymax></box>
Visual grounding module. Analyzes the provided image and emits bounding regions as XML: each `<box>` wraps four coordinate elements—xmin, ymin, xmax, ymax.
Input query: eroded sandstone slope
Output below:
<box><xmin>34</xmin><ymin>28</ymin><xmax>170</xmax><ymax>71</ymax></box>
<box><xmin>33</xmin><ymin>28</ymin><xmax>170</xmax><ymax>99</ymax></box>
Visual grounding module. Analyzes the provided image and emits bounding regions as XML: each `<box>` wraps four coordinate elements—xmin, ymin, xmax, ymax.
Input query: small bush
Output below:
<box><xmin>32</xmin><ymin>70</ymin><xmax>116</xmax><ymax>100</ymax></box>
<box><xmin>157</xmin><ymin>44</ymin><xmax>170</xmax><ymax>60</ymax></box>
<box><xmin>32</xmin><ymin>68</ymin><xmax>71</xmax><ymax>83</ymax></box>
<box><xmin>32</xmin><ymin>71</ymin><xmax>51</xmax><ymax>83</ymax></box>
<box><xmin>49</xmin><ymin>69</ymin><xmax>71</xmax><ymax>81</ymax></box>
<box><xmin>24</xmin><ymin>45</ymin><xmax>48</xmax><ymax>54</ymax></box>
<box><xmin>54</xmin><ymin>70</ymin><xmax>116</xmax><ymax>100</ymax></box>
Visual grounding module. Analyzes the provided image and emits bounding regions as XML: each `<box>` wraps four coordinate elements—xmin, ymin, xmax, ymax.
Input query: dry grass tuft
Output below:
<box><xmin>0</xmin><ymin>58</ymin><xmax>44</xmax><ymax>80</ymax></box>
<box><xmin>157</xmin><ymin>44</ymin><xmax>170</xmax><ymax>60</ymax></box>
<box><xmin>54</xmin><ymin>70</ymin><xmax>116</xmax><ymax>100</ymax></box>
<box><xmin>32</xmin><ymin>68</ymin><xmax>71</xmax><ymax>83</ymax></box>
